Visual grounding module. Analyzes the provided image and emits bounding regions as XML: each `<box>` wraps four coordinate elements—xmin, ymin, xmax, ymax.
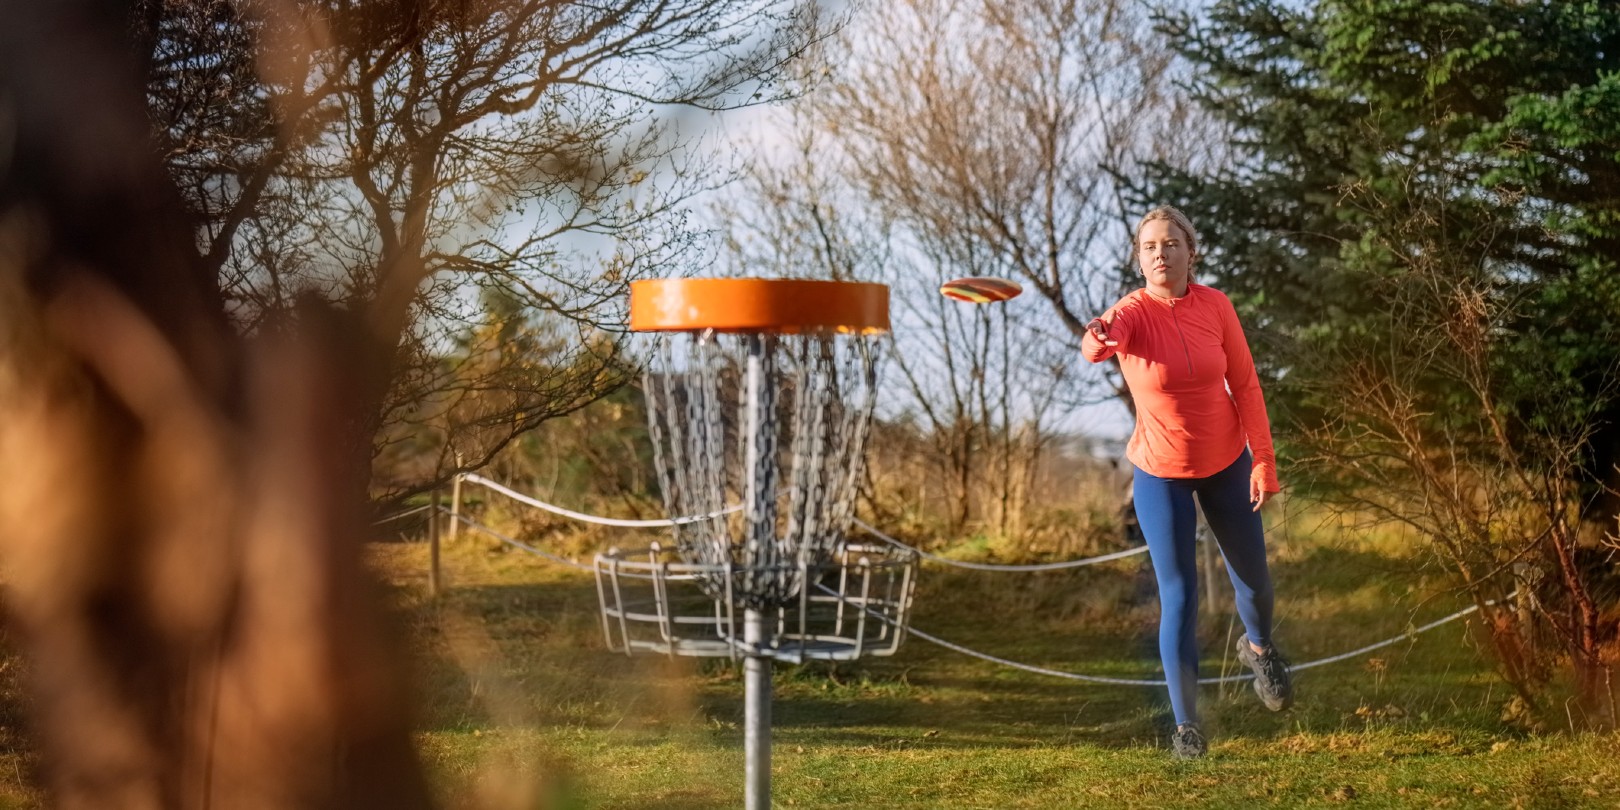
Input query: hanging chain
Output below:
<box><xmin>643</xmin><ymin>330</ymin><xmax>888</xmax><ymax>609</ymax></box>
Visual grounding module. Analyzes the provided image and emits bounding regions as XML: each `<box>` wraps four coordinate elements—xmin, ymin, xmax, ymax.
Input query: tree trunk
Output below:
<box><xmin>0</xmin><ymin>3</ymin><xmax>436</xmax><ymax>806</ymax></box>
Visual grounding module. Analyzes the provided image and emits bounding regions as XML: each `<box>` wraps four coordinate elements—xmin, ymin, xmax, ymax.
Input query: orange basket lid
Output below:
<box><xmin>629</xmin><ymin>278</ymin><xmax>890</xmax><ymax>334</ymax></box>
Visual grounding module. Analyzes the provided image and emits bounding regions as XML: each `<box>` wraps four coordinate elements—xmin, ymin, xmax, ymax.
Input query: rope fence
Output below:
<box><xmin>854</xmin><ymin>517</ymin><xmax>1150</xmax><ymax>571</ymax></box>
<box><xmin>447</xmin><ymin>511</ymin><xmax>596</xmax><ymax>572</ymax></box>
<box><xmin>464</xmin><ymin>475</ymin><xmax>1154</xmax><ymax>570</ymax></box>
<box><xmin>462</xmin><ymin>473</ymin><xmax>740</xmax><ymax>528</ymax></box>
<box><xmin>896</xmin><ymin>594</ymin><xmax>1514</xmax><ymax>687</ymax></box>
<box><xmin>371</xmin><ymin>503</ymin><xmax>435</xmax><ymax>526</ymax></box>
<box><xmin>413</xmin><ymin>474</ymin><xmax>1514</xmax><ymax>687</ymax></box>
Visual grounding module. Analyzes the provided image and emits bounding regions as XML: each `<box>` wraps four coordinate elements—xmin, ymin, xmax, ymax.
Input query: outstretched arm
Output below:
<box><xmin>1081</xmin><ymin>311</ymin><xmax>1127</xmax><ymax>363</ymax></box>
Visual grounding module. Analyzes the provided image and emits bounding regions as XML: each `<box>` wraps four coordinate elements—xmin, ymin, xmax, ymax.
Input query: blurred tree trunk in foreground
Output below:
<box><xmin>0</xmin><ymin>2</ymin><xmax>433</xmax><ymax>807</ymax></box>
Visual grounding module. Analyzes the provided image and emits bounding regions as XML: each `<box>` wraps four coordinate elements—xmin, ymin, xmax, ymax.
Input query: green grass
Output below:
<box><xmin>375</xmin><ymin>512</ymin><xmax>1620</xmax><ymax>808</ymax></box>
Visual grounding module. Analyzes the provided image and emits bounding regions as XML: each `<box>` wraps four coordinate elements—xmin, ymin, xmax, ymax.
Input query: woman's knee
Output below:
<box><xmin>1157</xmin><ymin>580</ymin><xmax>1197</xmax><ymax>621</ymax></box>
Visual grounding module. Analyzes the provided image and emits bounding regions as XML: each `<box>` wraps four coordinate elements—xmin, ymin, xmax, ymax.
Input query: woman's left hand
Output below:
<box><xmin>1250</xmin><ymin>483</ymin><xmax>1274</xmax><ymax>512</ymax></box>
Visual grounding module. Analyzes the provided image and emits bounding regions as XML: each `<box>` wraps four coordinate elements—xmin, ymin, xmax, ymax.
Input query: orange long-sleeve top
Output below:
<box><xmin>1081</xmin><ymin>283</ymin><xmax>1281</xmax><ymax>493</ymax></box>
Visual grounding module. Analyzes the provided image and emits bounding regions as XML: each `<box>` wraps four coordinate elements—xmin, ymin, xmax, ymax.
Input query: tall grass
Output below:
<box><xmin>372</xmin><ymin>498</ymin><xmax>1620</xmax><ymax>808</ymax></box>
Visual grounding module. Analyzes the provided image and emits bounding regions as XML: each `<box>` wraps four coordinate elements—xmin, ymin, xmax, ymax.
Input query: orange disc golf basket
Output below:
<box><xmin>594</xmin><ymin>278</ymin><xmax>919</xmax><ymax>810</ymax></box>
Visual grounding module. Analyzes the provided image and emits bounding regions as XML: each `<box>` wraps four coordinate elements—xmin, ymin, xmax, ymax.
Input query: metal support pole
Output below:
<box><xmin>744</xmin><ymin>609</ymin><xmax>771</xmax><ymax>810</ymax></box>
<box><xmin>741</xmin><ymin>334</ymin><xmax>772</xmax><ymax>810</ymax></box>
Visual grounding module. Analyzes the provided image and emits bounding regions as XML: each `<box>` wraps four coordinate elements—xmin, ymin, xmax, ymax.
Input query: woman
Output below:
<box><xmin>1082</xmin><ymin>205</ymin><xmax>1293</xmax><ymax>759</ymax></box>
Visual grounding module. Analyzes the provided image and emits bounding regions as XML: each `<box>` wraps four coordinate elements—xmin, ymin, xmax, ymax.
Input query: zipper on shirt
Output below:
<box><xmin>1168</xmin><ymin>298</ymin><xmax>1194</xmax><ymax>375</ymax></box>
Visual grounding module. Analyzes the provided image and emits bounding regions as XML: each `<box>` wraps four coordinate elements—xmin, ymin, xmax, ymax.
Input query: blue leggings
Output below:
<box><xmin>1133</xmin><ymin>450</ymin><xmax>1274</xmax><ymax>726</ymax></box>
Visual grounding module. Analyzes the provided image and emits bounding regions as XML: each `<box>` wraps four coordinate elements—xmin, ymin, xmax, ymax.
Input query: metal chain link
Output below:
<box><xmin>643</xmin><ymin>330</ymin><xmax>887</xmax><ymax>610</ymax></box>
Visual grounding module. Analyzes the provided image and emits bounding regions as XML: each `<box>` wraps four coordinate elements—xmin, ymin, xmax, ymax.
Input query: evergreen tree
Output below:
<box><xmin>1146</xmin><ymin>0</ymin><xmax>1620</xmax><ymax>725</ymax></box>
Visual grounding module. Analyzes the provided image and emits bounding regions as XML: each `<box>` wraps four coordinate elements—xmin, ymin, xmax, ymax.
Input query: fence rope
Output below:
<box><xmin>461</xmin><ymin>473</ymin><xmax>740</xmax><ymax>528</ymax></box>
<box><xmin>896</xmin><ymin>594</ymin><xmax>1512</xmax><ymax>686</ymax></box>
<box><xmin>459</xmin><ymin>475</ymin><xmax>1150</xmax><ymax>570</ymax></box>
<box><xmin>448</xmin><ymin>511</ymin><xmax>595</xmax><ymax>572</ymax></box>
<box><xmin>371</xmin><ymin>503</ymin><xmax>434</xmax><ymax>526</ymax></box>
<box><xmin>438</xmin><ymin>474</ymin><xmax>1517</xmax><ymax>687</ymax></box>
<box><xmin>853</xmin><ymin>517</ymin><xmax>1150</xmax><ymax>571</ymax></box>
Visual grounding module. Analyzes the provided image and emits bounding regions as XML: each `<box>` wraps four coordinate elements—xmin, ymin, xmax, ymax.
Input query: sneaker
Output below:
<box><xmin>1237</xmin><ymin>635</ymin><xmax>1294</xmax><ymax>711</ymax></box>
<box><xmin>1171</xmin><ymin>723</ymin><xmax>1207</xmax><ymax>759</ymax></box>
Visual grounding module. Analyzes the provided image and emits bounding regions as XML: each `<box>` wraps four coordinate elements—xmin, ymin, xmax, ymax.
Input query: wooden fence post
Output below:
<box><xmin>429</xmin><ymin>489</ymin><xmax>442</xmax><ymax>597</ymax></box>
<box><xmin>448</xmin><ymin>461</ymin><xmax>463</xmax><ymax>543</ymax></box>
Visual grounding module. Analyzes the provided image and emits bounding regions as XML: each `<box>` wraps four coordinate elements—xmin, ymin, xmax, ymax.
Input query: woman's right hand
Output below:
<box><xmin>1086</xmin><ymin>318</ymin><xmax>1118</xmax><ymax>347</ymax></box>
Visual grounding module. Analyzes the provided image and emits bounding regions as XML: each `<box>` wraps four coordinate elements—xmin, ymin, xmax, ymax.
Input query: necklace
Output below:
<box><xmin>1143</xmin><ymin>285</ymin><xmax>1189</xmax><ymax>302</ymax></box>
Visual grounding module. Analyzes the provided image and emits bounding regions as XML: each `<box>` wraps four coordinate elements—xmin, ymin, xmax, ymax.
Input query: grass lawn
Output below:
<box><xmin>376</xmin><ymin>508</ymin><xmax>1620</xmax><ymax>809</ymax></box>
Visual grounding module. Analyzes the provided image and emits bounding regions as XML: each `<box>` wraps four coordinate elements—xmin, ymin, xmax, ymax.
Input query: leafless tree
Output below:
<box><xmin>0</xmin><ymin>1</ymin><xmax>841</xmax><ymax>806</ymax></box>
<box><xmin>137</xmin><ymin>0</ymin><xmax>832</xmax><ymax>504</ymax></box>
<box><xmin>719</xmin><ymin>0</ymin><xmax>1206</xmax><ymax>538</ymax></box>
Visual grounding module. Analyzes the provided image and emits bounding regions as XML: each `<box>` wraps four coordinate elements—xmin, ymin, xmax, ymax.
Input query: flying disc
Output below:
<box><xmin>939</xmin><ymin>276</ymin><xmax>1023</xmax><ymax>304</ymax></box>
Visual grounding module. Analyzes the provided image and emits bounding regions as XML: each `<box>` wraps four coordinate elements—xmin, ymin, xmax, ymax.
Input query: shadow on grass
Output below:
<box><xmin>1269</xmin><ymin>541</ymin><xmax>1419</xmax><ymax>595</ymax></box>
<box><xmin>400</xmin><ymin>574</ymin><xmax>1171</xmax><ymax>745</ymax></box>
<box><xmin>764</xmin><ymin>690</ymin><xmax>1165</xmax><ymax>751</ymax></box>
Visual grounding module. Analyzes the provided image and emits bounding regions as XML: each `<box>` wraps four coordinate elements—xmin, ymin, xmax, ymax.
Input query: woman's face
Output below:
<box><xmin>1136</xmin><ymin>218</ymin><xmax>1192</xmax><ymax>295</ymax></box>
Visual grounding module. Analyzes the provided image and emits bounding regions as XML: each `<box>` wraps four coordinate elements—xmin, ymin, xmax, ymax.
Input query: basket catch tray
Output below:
<box><xmin>594</xmin><ymin>542</ymin><xmax>918</xmax><ymax>663</ymax></box>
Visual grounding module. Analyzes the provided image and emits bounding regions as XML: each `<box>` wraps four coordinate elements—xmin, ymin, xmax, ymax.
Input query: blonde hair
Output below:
<box><xmin>1134</xmin><ymin>205</ymin><xmax>1199</xmax><ymax>265</ymax></box>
